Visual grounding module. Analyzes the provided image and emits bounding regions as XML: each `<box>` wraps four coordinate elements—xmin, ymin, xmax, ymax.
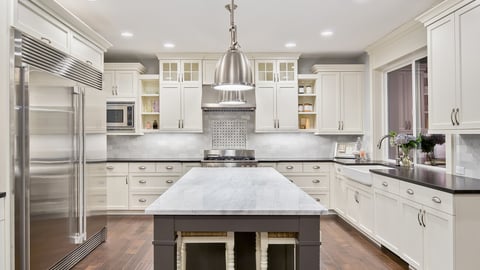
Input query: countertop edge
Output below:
<box><xmin>144</xmin><ymin>210</ymin><xmax>326</xmax><ymax>215</ymax></box>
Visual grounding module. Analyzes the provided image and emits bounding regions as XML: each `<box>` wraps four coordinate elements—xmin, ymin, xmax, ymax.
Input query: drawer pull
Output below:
<box><xmin>286</xmin><ymin>166</ymin><xmax>294</xmax><ymax>169</ymax></box>
<box><xmin>106</xmin><ymin>166</ymin><xmax>114</xmax><ymax>169</ymax></box>
<box><xmin>166</xmin><ymin>166</ymin><xmax>174</xmax><ymax>170</ymax></box>
<box><xmin>313</xmin><ymin>165</ymin><xmax>321</xmax><ymax>169</ymax></box>
<box><xmin>166</xmin><ymin>180</ymin><xmax>174</xmax><ymax>184</ymax></box>
<box><xmin>138</xmin><ymin>166</ymin><xmax>147</xmax><ymax>170</ymax></box>
<box><xmin>40</xmin><ymin>37</ymin><xmax>51</xmax><ymax>44</ymax></box>
<box><xmin>86</xmin><ymin>60</ymin><xmax>93</xmax><ymax>65</ymax></box>
<box><xmin>315</xmin><ymin>198</ymin><xmax>320</xmax><ymax>202</ymax></box>
<box><xmin>432</xmin><ymin>196</ymin><xmax>442</xmax><ymax>204</ymax></box>
<box><xmin>139</xmin><ymin>180</ymin><xmax>147</xmax><ymax>184</ymax></box>
<box><xmin>312</xmin><ymin>179</ymin><xmax>321</xmax><ymax>184</ymax></box>
<box><xmin>382</xmin><ymin>182</ymin><xmax>388</xmax><ymax>187</ymax></box>
<box><xmin>138</xmin><ymin>198</ymin><xmax>147</xmax><ymax>203</ymax></box>
<box><xmin>417</xmin><ymin>209</ymin><xmax>422</xmax><ymax>226</ymax></box>
<box><xmin>288</xmin><ymin>178</ymin><xmax>294</xmax><ymax>183</ymax></box>
<box><xmin>406</xmin><ymin>189</ymin><xmax>414</xmax><ymax>195</ymax></box>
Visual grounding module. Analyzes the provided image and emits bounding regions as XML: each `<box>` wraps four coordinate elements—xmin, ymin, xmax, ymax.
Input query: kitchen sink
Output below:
<box><xmin>341</xmin><ymin>165</ymin><xmax>396</xmax><ymax>186</ymax></box>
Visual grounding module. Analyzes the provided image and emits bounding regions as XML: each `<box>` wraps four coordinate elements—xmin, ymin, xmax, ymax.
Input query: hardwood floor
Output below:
<box><xmin>73</xmin><ymin>215</ymin><xmax>408</xmax><ymax>270</ymax></box>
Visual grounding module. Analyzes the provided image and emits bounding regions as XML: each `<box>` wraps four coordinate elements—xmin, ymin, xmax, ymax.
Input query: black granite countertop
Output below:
<box><xmin>0</xmin><ymin>192</ymin><xmax>5</xmax><ymax>198</ymax></box>
<box><xmin>107</xmin><ymin>158</ymin><xmax>202</xmax><ymax>163</ymax></box>
<box><xmin>371</xmin><ymin>167</ymin><xmax>480</xmax><ymax>194</ymax></box>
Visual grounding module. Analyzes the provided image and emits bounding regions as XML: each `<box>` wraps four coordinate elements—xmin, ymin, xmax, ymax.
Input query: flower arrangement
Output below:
<box><xmin>389</xmin><ymin>132</ymin><xmax>421</xmax><ymax>167</ymax></box>
<box><xmin>420</xmin><ymin>134</ymin><xmax>445</xmax><ymax>165</ymax></box>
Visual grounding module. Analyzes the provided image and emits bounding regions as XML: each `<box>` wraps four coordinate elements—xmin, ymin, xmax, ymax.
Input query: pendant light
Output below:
<box><xmin>214</xmin><ymin>0</ymin><xmax>254</xmax><ymax>92</ymax></box>
<box><xmin>218</xmin><ymin>90</ymin><xmax>247</xmax><ymax>105</ymax></box>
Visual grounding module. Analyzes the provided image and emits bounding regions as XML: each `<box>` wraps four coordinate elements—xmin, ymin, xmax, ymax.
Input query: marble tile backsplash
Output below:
<box><xmin>454</xmin><ymin>134</ymin><xmax>480</xmax><ymax>178</ymax></box>
<box><xmin>107</xmin><ymin>111</ymin><xmax>360</xmax><ymax>160</ymax></box>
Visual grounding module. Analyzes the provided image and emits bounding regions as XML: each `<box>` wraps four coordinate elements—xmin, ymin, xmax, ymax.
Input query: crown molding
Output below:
<box><xmin>416</xmin><ymin>0</ymin><xmax>474</xmax><ymax>26</ymax></box>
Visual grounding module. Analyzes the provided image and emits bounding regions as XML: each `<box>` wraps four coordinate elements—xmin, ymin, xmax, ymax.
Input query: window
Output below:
<box><xmin>386</xmin><ymin>57</ymin><xmax>446</xmax><ymax>167</ymax></box>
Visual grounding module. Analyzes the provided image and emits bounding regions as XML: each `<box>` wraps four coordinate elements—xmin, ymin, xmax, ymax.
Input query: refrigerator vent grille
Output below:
<box><xmin>18</xmin><ymin>32</ymin><xmax>103</xmax><ymax>90</ymax></box>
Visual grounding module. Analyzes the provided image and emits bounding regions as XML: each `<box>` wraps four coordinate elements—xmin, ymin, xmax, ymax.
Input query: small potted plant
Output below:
<box><xmin>420</xmin><ymin>134</ymin><xmax>445</xmax><ymax>165</ymax></box>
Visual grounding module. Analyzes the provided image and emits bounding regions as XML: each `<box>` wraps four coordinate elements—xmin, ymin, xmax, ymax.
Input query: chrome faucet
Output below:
<box><xmin>377</xmin><ymin>134</ymin><xmax>401</xmax><ymax>166</ymax></box>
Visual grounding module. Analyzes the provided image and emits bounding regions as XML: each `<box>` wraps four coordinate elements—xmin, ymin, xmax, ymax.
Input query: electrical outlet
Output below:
<box><xmin>455</xmin><ymin>166</ymin><xmax>465</xmax><ymax>175</ymax></box>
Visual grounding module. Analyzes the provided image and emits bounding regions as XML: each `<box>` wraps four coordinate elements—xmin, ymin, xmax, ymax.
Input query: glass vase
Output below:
<box><xmin>399</xmin><ymin>147</ymin><xmax>413</xmax><ymax>168</ymax></box>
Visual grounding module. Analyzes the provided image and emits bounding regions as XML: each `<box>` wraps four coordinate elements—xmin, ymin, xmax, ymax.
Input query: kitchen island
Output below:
<box><xmin>145</xmin><ymin>167</ymin><xmax>326</xmax><ymax>270</ymax></box>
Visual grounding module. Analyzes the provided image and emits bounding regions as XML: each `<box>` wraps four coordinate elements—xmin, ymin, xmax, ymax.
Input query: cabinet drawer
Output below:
<box><xmin>399</xmin><ymin>182</ymin><xmax>453</xmax><ymax>214</ymax></box>
<box><xmin>71</xmin><ymin>33</ymin><xmax>103</xmax><ymax>71</ymax></box>
<box><xmin>277</xmin><ymin>162</ymin><xmax>303</xmax><ymax>173</ymax></box>
<box><xmin>129</xmin><ymin>163</ymin><xmax>156</xmax><ymax>173</ymax></box>
<box><xmin>130</xmin><ymin>175</ymin><xmax>178</xmax><ymax>189</ymax></box>
<box><xmin>156</xmin><ymin>162</ymin><xmax>182</xmax><ymax>173</ymax></box>
<box><xmin>309</xmin><ymin>193</ymin><xmax>329</xmax><ymax>208</ymax></box>
<box><xmin>373</xmin><ymin>175</ymin><xmax>400</xmax><ymax>195</ymax></box>
<box><xmin>0</xmin><ymin>198</ymin><xmax>4</xmax><ymax>220</ymax></box>
<box><xmin>106</xmin><ymin>162</ymin><xmax>129</xmax><ymax>175</ymax></box>
<box><xmin>257</xmin><ymin>162</ymin><xmax>277</xmax><ymax>168</ymax></box>
<box><xmin>303</xmin><ymin>163</ymin><xmax>330</xmax><ymax>173</ymax></box>
<box><xmin>17</xmin><ymin>3</ymin><xmax>69</xmax><ymax>52</ymax></box>
<box><xmin>129</xmin><ymin>193</ymin><xmax>163</xmax><ymax>210</ymax></box>
<box><xmin>289</xmin><ymin>175</ymin><xmax>329</xmax><ymax>189</ymax></box>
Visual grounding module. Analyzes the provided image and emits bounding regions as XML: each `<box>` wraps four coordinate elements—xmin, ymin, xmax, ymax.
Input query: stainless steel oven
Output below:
<box><xmin>106</xmin><ymin>101</ymin><xmax>135</xmax><ymax>130</ymax></box>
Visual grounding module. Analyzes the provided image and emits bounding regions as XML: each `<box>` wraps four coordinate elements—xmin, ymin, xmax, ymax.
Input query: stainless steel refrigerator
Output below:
<box><xmin>12</xmin><ymin>29</ymin><xmax>107</xmax><ymax>270</ymax></box>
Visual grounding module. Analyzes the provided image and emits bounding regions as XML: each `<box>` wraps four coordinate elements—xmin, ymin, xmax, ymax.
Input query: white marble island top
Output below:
<box><xmin>145</xmin><ymin>167</ymin><xmax>326</xmax><ymax>215</ymax></box>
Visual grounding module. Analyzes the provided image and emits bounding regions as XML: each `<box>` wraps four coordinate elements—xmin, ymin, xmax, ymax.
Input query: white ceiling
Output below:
<box><xmin>55</xmin><ymin>0</ymin><xmax>442</xmax><ymax>59</ymax></box>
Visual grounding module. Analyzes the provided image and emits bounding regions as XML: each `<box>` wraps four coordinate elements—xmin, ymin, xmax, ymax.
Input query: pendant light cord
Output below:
<box><xmin>226</xmin><ymin>0</ymin><xmax>239</xmax><ymax>50</ymax></box>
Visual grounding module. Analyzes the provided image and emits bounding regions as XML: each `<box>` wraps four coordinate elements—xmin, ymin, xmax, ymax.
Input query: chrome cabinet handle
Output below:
<box><xmin>277</xmin><ymin>120</ymin><xmax>280</xmax><ymax>129</ymax></box>
<box><xmin>86</xmin><ymin>60</ymin><xmax>93</xmax><ymax>65</ymax></box>
<box><xmin>417</xmin><ymin>210</ymin><xmax>422</xmax><ymax>226</ymax></box>
<box><xmin>166</xmin><ymin>166</ymin><xmax>174</xmax><ymax>170</ymax></box>
<box><xmin>115</xmin><ymin>86</ymin><xmax>119</xmax><ymax>96</ymax></box>
<box><xmin>106</xmin><ymin>165</ymin><xmax>114</xmax><ymax>169</ymax></box>
<box><xmin>432</xmin><ymin>196</ymin><xmax>442</xmax><ymax>204</ymax></box>
<box><xmin>138</xmin><ymin>166</ymin><xmax>147</xmax><ymax>170</ymax></box>
<box><xmin>40</xmin><ymin>37</ymin><xmax>51</xmax><ymax>44</ymax></box>
<box><xmin>406</xmin><ymin>189</ymin><xmax>414</xmax><ymax>195</ymax></box>
<box><xmin>138</xmin><ymin>198</ymin><xmax>147</xmax><ymax>203</ymax></box>
<box><xmin>338</xmin><ymin>121</ymin><xmax>341</xmax><ymax>130</ymax></box>
<box><xmin>286</xmin><ymin>166</ymin><xmax>294</xmax><ymax>169</ymax></box>
<box><xmin>112</xmin><ymin>87</ymin><xmax>115</xmax><ymax>96</ymax></box>
<box><xmin>421</xmin><ymin>210</ymin><xmax>426</xmax><ymax>227</ymax></box>
<box><xmin>125</xmin><ymin>177</ymin><xmax>128</xmax><ymax>185</ymax></box>
<box><xmin>139</xmin><ymin>180</ymin><xmax>147</xmax><ymax>184</ymax></box>
<box><xmin>312</xmin><ymin>179</ymin><xmax>321</xmax><ymax>183</ymax></box>
<box><xmin>166</xmin><ymin>180</ymin><xmax>174</xmax><ymax>184</ymax></box>
<box><xmin>451</xmin><ymin>108</ymin><xmax>456</xmax><ymax>126</ymax></box>
<box><xmin>455</xmin><ymin>108</ymin><xmax>460</xmax><ymax>125</ymax></box>
<box><xmin>341</xmin><ymin>121</ymin><xmax>344</xmax><ymax>130</ymax></box>
<box><xmin>354</xmin><ymin>191</ymin><xmax>359</xmax><ymax>204</ymax></box>
<box><xmin>315</xmin><ymin>198</ymin><xmax>320</xmax><ymax>202</ymax></box>
<box><xmin>313</xmin><ymin>165</ymin><xmax>320</xmax><ymax>169</ymax></box>
<box><xmin>382</xmin><ymin>182</ymin><xmax>388</xmax><ymax>187</ymax></box>
<box><xmin>288</xmin><ymin>178</ymin><xmax>294</xmax><ymax>183</ymax></box>
<box><xmin>178</xmin><ymin>120</ymin><xmax>181</xmax><ymax>129</ymax></box>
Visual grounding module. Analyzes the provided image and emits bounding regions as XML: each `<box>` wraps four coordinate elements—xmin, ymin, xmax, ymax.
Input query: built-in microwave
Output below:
<box><xmin>106</xmin><ymin>102</ymin><xmax>135</xmax><ymax>130</ymax></box>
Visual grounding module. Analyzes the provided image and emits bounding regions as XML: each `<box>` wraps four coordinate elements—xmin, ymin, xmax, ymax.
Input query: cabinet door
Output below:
<box><xmin>374</xmin><ymin>189</ymin><xmax>401</xmax><ymax>253</ymax></box>
<box><xmin>276</xmin><ymin>84</ymin><xmax>298</xmax><ymax>131</ymax></box>
<box><xmin>428</xmin><ymin>14</ymin><xmax>456</xmax><ymax>131</ymax></box>
<box><xmin>357</xmin><ymin>189</ymin><xmax>373</xmax><ymax>236</ymax></box>
<box><xmin>106</xmin><ymin>176</ymin><xmax>129</xmax><ymax>210</ymax></box>
<box><xmin>115</xmin><ymin>71</ymin><xmax>137</xmax><ymax>98</ymax></box>
<box><xmin>456</xmin><ymin>2</ymin><xmax>480</xmax><ymax>130</ymax></box>
<box><xmin>160</xmin><ymin>61</ymin><xmax>180</xmax><ymax>84</ymax></box>
<box><xmin>423</xmin><ymin>207</ymin><xmax>454</xmax><ymax>270</ymax></box>
<box><xmin>181</xmin><ymin>60</ymin><xmax>202</xmax><ymax>85</ymax></box>
<box><xmin>160</xmin><ymin>85</ymin><xmax>182</xmax><ymax>130</ymax></box>
<box><xmin>255</xmin><ymin>85</ymin><xmax>276</xmax><ymax>131</ymax></box>
<box><xmin>317</xmin><ymin>73</ymin><xmax>341</xmax><ymax>133</ymax></box>
<box><xmin>341</xmin><ymin>72</ymin><xmax>364</xmax><ymax>133</ymax></box>
<box><xmin>346</xmin><ymin>186</ymin><xmax>360</xmax><ymax>224</ymax></box>
<box><xmin>103</xmin><ymin>71</ymin><xmax>116</xmax><ymax>97</ymax></box>
<box><xmin>182</xmin><ymin>85</ymin><xmax>203</xmax><ymax>131</ymax></box>
<box><xmin>277</xmin><ymin>60</ymin><xmax>297</xmax><ymax>83</ymax></box>
<box><xmin>71</xmin><ymin>33</ymin><xmax>104</xmax><ymax>71</ymax></box>
<box><xmin>255</xmin><ymin>61</ymin><xmax>276</xmax><ymax>84</ymax></box>
<box><xmin>203</xmin><ymin>59</ymin><xmax>218</xmax><ymax>85</ymax></box>
<box><xmin>333</xmin><ymin>175</ymin><xmax>347</xmax><ymax>216</ymax></box>
<box><xmin>400</xmin><ymin>199</ymin><xmax>423</xmax><ymax>270</ymax></box>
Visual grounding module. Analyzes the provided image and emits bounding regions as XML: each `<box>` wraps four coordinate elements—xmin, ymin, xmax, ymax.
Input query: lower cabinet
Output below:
<box><xmin>373</xmin><ymin>189</ymin><xmax>401</xmax><ymax>254</ymax></box>
<box><xmin>333</xmin><ymin>173</ymin><xmax>347</xmax><ymax>216</ymax></box>
<box><xmin>345</xmin><ymin>184</ymin><xmax>373</xmax><ymax>236</ymax></box>
<box><xmin>106</xmin><ymin>175</ymin><xmax>129</xmax><ymax>210</ymax></box>
<box><xmin>0</xmin><ymin>197</ymin><xmax>5</xmax><ymax>270</ymax></box>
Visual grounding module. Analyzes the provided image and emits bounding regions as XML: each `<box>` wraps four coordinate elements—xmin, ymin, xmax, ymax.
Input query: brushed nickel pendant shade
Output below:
<box><xmin>214</xmin><ymin>0</ymin><xmax>254</xmax><ymax>92</ymax></box>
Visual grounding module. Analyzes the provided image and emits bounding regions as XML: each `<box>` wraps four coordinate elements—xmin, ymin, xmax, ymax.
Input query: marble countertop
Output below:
<box><xmin>145</xmin><ymin>167</ymin><xmax>327</xmax><ymax>216</ymax></box>
<box><xmin>0</xmin><ymin>192</ymin><xmax>5</xmax><ymax>198</ymax></box>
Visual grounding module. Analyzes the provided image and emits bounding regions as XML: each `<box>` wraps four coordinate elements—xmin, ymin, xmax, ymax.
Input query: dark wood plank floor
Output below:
<box><xmin>73</xmin><ymin>215</ymin><xmax>408</xmax><ymax>270</ymax></box>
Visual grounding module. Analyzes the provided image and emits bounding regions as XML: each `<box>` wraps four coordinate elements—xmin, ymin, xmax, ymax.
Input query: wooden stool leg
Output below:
<box><xmin>181</xmin><ymin>242</ymin><xmax>186</xmax><ymax>270</ymax></box>
<box><xmin>260</xmin><ymin>232</ymin><xmax>268</xmax><ymax>270</ymax></box>
<box><xmin>176</xmin><ymin>233</ymin><xmax>182</xmax><ymax>270</ymax></box>
<box><xmin>226</xmin><ymin>232</ymin><xmax>235</xmax><ymax>270</ymax></box>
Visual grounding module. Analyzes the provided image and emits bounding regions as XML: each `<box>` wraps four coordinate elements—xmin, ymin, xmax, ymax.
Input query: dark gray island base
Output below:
<box><xmin>152</xmin><ymin>215</ymin><xmax>320</xmax><ymax>270</ymax></box>
<box><xmin>146</xmin><ymin>168</ymin><xmax>326</xmax><ymax>270</ymax></box>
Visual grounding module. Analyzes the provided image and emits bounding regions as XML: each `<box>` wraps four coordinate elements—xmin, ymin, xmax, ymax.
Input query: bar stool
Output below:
<box><xmin>256</xmin><ymin>232</ymin><xmax>298</xmax><ymax>270</ymax></box>
<box><xmin>176</xmin><ymin>231</ymin><xmax>235</xmax><ymax>270</ymax></box>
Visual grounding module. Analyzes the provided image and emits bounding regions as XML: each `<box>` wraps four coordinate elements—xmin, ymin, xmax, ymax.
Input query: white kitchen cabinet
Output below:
<box><xmin>139</xmin><ymin>75</ymin><xmax>160</xmax><ymax>132</ymax></box>
<box><xmin>374</xmin><ymin>189</ymin><xmax>401</xmax><ymax>253</ymax></box>
<box><xmin>345</xmin><ymin>182</ymin><xmax>374</xmax><ymax>236</ymax></box>
<box><xmin>423</xmin><ymin>207</ymin><xmax>454</xmax><ymax>270</ymax></box>
<box><xmin>159</xmin><ymin>60</ymin><xmax>202</xmax><ymax>132</ymax></box>
<box><xmin>0</xmin><ymin>197</ymin><xmax>4</xmax><ymax>270</ymax></box>
<box><xmin>425</xmin><ymin>1</ymin><xmax>480</xmax><ymax>133</ymax></box>
<box><xmin>255</xmin><ymin>59</ymin><xmax>298</xmax><ymax>132</ymax></box>
<box><xmin>104</xmin><ymin>63</ymin><xmax>145</xmax><ymax>99</ymax></box>
<box><xmin>399</xmin><ymin>197</ymin><xmax>424</xmax><ymax>269</ymax></box>
<box><xmin>202</xmin><ymin>59</ymin><xmax>218</xmax><ymax>85</ymax></box>
<box><xmin>333</xmin><ymin>169</ymin><xmax>347</xmax><ymax>216</ymax></box>
<box><xmin>71</xmin><ymin>33</ymin><xmax>104</xmax><ymax>71</ymax></box>
<box><xmin>313</xmin><ymin>65</ymin><xmax>364</xmax><ymax>134</ymax></box>
<box><xmin>106</xmin><ymin>176</ymin><xmax>129</xmax><ymax>210</ymax></box>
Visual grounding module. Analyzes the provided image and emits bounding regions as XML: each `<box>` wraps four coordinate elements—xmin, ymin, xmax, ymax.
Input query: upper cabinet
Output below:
<box><xmin>104</xmin><ymin>63</ymin><xmax>145</xmax><ymax>99</ymax></box>
<box><xmin>15</xmin><ymin>1</ymin><xmax>110</xmax><ymax>71</ymax></box>
<box><xmin>420</xmin><ymin>0</ymin><xmax>480</xmax><ymax>133</ymax></box>
<box><xmin>255</xmin><ymin>59</ymin><xmax>298</xmax><ymax>132</ymax></box>
<box><xmin>313</xmin><ymin>65</ymin><xmax>364</xmax><ymax>135</ymax></box>
<box><xmin>159</xmin><ymin>60</ymin><xmax>203</xmax><ymax>132</ymax></box>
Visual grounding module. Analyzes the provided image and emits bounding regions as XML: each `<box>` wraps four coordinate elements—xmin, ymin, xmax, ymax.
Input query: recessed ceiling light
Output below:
<box><xmin>87</xmin><ymin>0</ymin><xmax>97</xmax><ymax>2</ymax></box>
<box><xmin>164</xmin><ymin>43</ymin><xmax>175</xmax><ymax>48</ymax></box>
<box><xmin>321</xmin><ymin>30</ymin><xmax>334</xmax><ymax>37</ymax></box>
<box><xmin>121</xmin><ymin>32</ymin><xmax>133</xmax><ymax>38</ymax></box>
<box><xmin>285</xmin><ymin>42</ymin><xmax>297</xmax><ymax>48</ymax></box>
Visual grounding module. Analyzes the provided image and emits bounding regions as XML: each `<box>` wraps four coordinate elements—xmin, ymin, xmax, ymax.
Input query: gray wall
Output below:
<box><xmin>454</xmin><ymin>135</ymin><xmax>480</xmax><ymax>178</ymax></box>
<box><xmin>107</xmin><ymin>111</ymin><xmax>359</xmax><ymax>160</ymax></box>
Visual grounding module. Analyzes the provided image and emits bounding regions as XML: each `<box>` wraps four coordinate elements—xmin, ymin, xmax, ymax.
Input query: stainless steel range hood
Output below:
<box><xmin>202</xmin><ymin>86</ymin><xmax>256</xmax><ymax>111</ymax></box>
